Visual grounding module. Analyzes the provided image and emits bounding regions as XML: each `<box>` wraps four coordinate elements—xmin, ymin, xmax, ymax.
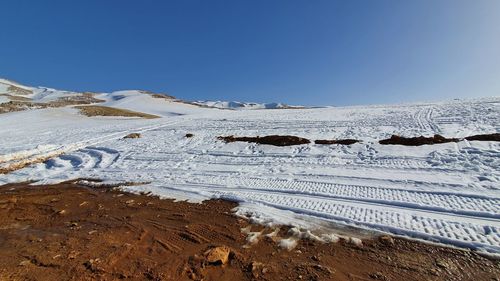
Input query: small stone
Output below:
<box><xmin>251</xmin><ymin>261</ymin><xmax>264</xmax><ymax>278</ymax></box>
<box><xmin>313</xmin><ymin>264</ymin><xmax>334</xmax><ymax>275</ymax></box>
<box><xmin>84</xmin><ymin>258</ymin><xmax>103</xmax><ymax>273</ymax></box>
<box><xmin>429</xmin><ymin>268</ymin><xmax>440</xmax><ymax>276</ymax></box>
<box><xmin>379</xmin><ymin>235</ymin><xmax>394</xmax><ymax>245</ymax></box>
<box><xmin>436</xmin><ymin>259</ymin><xmax>449</xmax><ymax>269</ymax></box>
<box><xmin>205</xmin><ymin>246</ymin><xmax>231</xmax><ymax>265</ymax></box>
<box><xmin>369</xmin><ymin>272</ymin><xmax>388</xmax><ymax>280</ymax></box>
<box><xmin>18</xmin><ymin>260</ymin><xmax>31</xmax><ymax>266</ymax></box>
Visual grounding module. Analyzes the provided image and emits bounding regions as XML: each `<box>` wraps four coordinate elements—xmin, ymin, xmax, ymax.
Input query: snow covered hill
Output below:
<box><xmin>1</xmin><ymin>78</ymin><xmax>499</xmax><ymax>254</ymax></box>
<box><xmin>0</xmin><ymin>78</ymin><xmax>303</xmax><ymax>112</ymax></box>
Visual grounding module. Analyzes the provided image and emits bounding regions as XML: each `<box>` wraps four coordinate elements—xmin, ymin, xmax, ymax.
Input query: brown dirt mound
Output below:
<box><xmin>465</xmin><ymin>133</ymin><xmax>500</xmax><ymax>142</ymax></box>
<box><xmin>0</xmin><ymin>94</ymin><xmax>32</xmax><ymax>102</ymax></box>
<box><xmin>315</xmin><ymin>139</ymin><xmax>360</xmax><ymax>145</ymax></box>
<box><xmin>0</xmin><ymin>101</ymin><xmax>48</xmax><ymax>114</ymax></box>
<box><xmin>150</xmin><ymin>93</ymin><xmax>176</xmax><ymax>100</ymax></box>
<box><xmin>124</xmin><ymin>133</ymin><xmax>141</xmax><ymax>139</ymax></box>
<box><xmin>379</xmin><ymin>134</ymin><xmax>459</xmax><ymax>146</ymax></box>
<box><xmin>76</xmin><ymin>105</ymin><xmax>160</xmax><ymax>119</ymax></box>
<box><xmin>0</xmin><ymin>182</ymin><xmax>498</xmax><ymax>281</ymax></box>
<box><xmin>48</xmin><ymin>93</ymin><xmax>105</xmax><ymax>107</ymax></box>
<box><xmin>218</xmin><ymin>135</ymin><xmax>311</xmax><ymax>146</ymax></box>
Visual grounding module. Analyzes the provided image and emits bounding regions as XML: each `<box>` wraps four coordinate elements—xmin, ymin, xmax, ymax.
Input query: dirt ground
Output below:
<box><xmin>465</xmin><ymin>133</ymin><xmax>500</xmax><ymax>142</ymax></box>
<box><xmin>0</xmin><ymin>182</ymin><xmax>498</xmax><ymax>281</ymax></box>
<box><xmin>218</xmin><ymin>135</ymin><xmax>311</xmax><ymax>146</ymax></box>
<box><xmin>315</xmin><ymin>139</ymin><xmax>360</xmax><ymax>145</ymax></box>
<box><xmin>75</xmin><ymin>105</ymin><xmax>160</xmax><ymax>119</ymax></box>
<box><xmin>0</xmin><ymin>93</ymin><xmax>105</xmax><ymax>115</ymax></box>
<box><xmin>379</xmin><ymin>134</ymin><xmax>459</xmax><ymax>146</ymax></box>
<box><xmin>379</xmin><ymin>133</ymin><xmax>499</xmax><ymax>146</ymax></box>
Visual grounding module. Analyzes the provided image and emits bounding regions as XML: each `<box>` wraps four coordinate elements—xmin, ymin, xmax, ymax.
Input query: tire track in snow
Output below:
<box><xmin>413</xmin><ymin>106</ymin><xmax>439</xmax><ymax>134</ymax></box>
<box><xmin>44</xmin><ymin>146</ymin><xmax>120</xmax><ymax>171</ymax></box>
<box><xmin>0</xmin><ymin>118</ymin><xmax>185</xmax><ymax>174</ymax></box>
<box><xmin>180</xmin><ymin>176</ymin><xmax>500</xmax><ymax>219</ymax></box>
<box><xmin>124</xmin><ymin>151</ymin><xmax>473</xmax><ymax>190</ymax></box>
<box><xmin>206</xmin><ymin>189</ymin><xmax>500</xmax><ymax>252</ymax></box>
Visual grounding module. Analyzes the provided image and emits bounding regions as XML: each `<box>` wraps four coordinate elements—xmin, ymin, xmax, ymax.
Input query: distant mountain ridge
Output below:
<box><xmin>0</xmin><ymin>78</ymin><xmax>303</xmax><ymax>110</ymax></box>
<box><xmin>192</xmin><ymin>100</ymin><xmax>304</xmax><ymax>110</ymax></box>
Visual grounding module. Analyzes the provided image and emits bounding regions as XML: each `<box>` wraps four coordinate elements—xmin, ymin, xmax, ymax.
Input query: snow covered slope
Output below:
<box><xmin>0</xmin><ymin>78</ymin><xmax>34</xmax><ymax>93</ymax></box>
<box><xmin>96</xmin><ymin>90</ymin><xmax>217</xmax><ymax>117</ymax></box>
<box><xmin>0</xmin><ymin>79</ymin><xmax>499</xmax><ymax>254</ymax></box>
<box><xmin>0</xmin><ymin>78</ymin><xmax>76</xmax><ymax>102</ymax></box>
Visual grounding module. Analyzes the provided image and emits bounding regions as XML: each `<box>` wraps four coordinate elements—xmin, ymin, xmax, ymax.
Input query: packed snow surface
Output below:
<box><xmin>1</xmin><ymin>82</ymin><xmax>499</xmax><ymax>253</ymax></box>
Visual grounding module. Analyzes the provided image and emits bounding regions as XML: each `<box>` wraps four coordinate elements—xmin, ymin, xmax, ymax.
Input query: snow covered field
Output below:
<box><xmin>1</xmin><ymin>79</ymin><xmax>499</xmax><ymax>254</ymax></box>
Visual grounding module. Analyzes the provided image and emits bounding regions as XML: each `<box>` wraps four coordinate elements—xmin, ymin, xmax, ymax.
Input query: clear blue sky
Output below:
<box><xmin>1</xmin><ymin>0</ymin><xmax>499</xmax><ymax>106</ymax></box>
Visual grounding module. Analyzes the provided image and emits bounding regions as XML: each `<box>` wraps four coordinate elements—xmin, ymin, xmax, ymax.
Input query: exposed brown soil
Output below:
<box><xmin>0</xmin><ymin>182</ymin><xmax>498</xmax><ymax>281</ymax></box>
<box><xmin>149</xmin><ymin>93</ymin><xmax>176</xmax><ymax>100</ymax></box>
<box><xmin>0</xmin><ymin>94</ymin><xmax>33</xmax><ymax>102</ymax></box>
<box><xmin>0</xmin><ymin>101</ymin><xmax>49</xmax><ymax>114</ymax></box>
<box><xmin>0</xmin><ymin>93</ymin><xmax>104</xmax><ymax>114</ymax></box>
<box><xmin>379</xmin><ymin>134</ymin><xmax>460</xmax><ymax>146</ymax></box>
<box><xmin>218</xmin><ymin>135</ymin><xmax>311</xmax><ymax>146</ymax></box>
<box><xmin>7</xmin><ymin>85</ymin><xmax>33</xmax><ymax>96</ymax></box>
<box><xmin>315</xmin><ymin>139</ymin><xmax>360</xmax><ymax>145</ymax></box>
<box><xmin>465</xmin><ymin>133</ymin><xmax>500</xmax><ymax>142</ymax></box>
<box><xmin>48</xmin><ymin>93</ymin><xmax>105</xmax><ymax>107</ymax></box>
<box><xmin>75</xmin><ymin>105</ymin><xmax>160</xmax><ymax>119</ymax></box>
<box><xmin>124</xmin><ymin>133</ymin><xmax>142</xmax><ymax>139</ymax></box>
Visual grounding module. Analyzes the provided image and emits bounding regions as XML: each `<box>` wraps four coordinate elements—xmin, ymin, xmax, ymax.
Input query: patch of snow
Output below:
<box><xmin>278</xmin><ymin>237</ymin><xmax>298</xmax><ymax>250</ymax></box>
<box><xmin>349</xmin><ymin>237</ymin><xmax>363</xmax><ymax>247</ymax></box>
<box><xmin>320</xmin><ymin>233</ymin><xmax>340</xmax><ymax>243</ymax></box>
<box><xmin>0</xmin><ymin>95</ymin><xmax>9</xmax><ymax>104</ymax></box>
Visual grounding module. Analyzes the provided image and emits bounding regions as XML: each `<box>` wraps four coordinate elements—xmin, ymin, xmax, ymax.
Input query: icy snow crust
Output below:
<box><xmin>0</xmin><ymin>86</ymin><xmax>499</xmax><ymax>253</ymax></box>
